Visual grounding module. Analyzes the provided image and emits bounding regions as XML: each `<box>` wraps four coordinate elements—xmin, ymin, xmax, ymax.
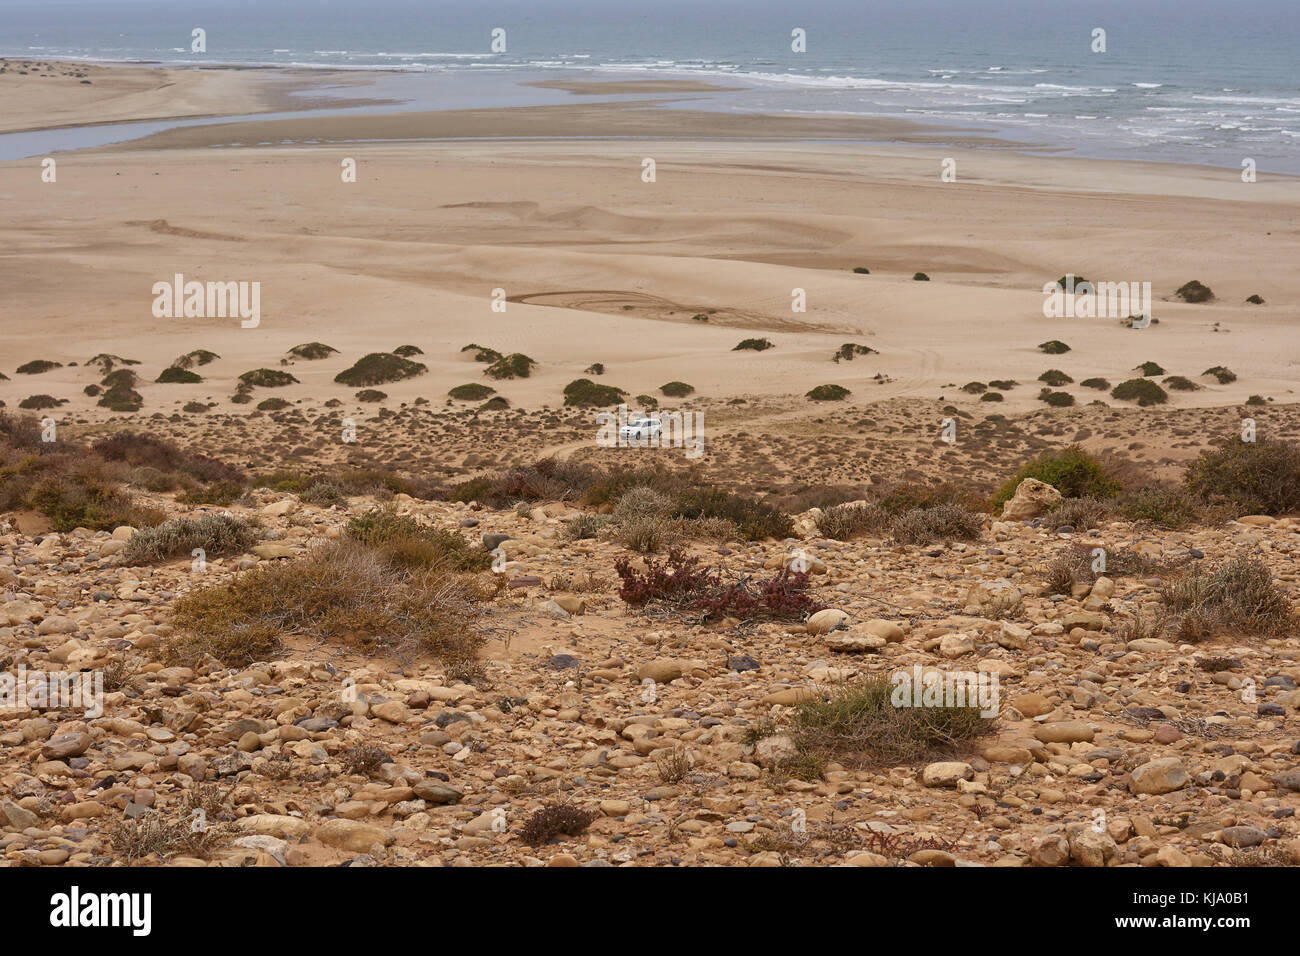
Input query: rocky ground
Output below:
<box><xmin>2</xmin><ymin>420</ymin><xmax>1299</xmax><ymax>867</ymax></box>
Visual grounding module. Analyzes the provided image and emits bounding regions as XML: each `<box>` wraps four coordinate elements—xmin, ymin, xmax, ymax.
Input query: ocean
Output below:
<box><xmin>2</xmin><ymin>0</ymin><xmax>1297</xmax><ymax>171</ymax></box>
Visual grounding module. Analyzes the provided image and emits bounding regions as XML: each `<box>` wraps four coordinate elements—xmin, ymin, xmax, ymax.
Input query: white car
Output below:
<box><xmin>619</xmin><ymin>416</ymin><xmax>662</xmax><ymax>446</ymax></box>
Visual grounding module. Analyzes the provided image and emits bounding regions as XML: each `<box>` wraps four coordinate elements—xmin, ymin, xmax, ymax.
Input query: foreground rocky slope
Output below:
<box><xmin>2</xmin><ymin>479</ymin><xmax>1298</xmax><ymax>867</ymax></box>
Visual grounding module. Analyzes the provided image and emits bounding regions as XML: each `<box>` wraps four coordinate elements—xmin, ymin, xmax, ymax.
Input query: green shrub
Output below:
<box><xmin>166</xmin><ymin>539</ymin><xmax>483</xmax><ymax>667</ymax></box>
<box><xmin>289</xmin><ymin>342</ymin><xmax>337</xmax><ymax>360</ymax></box>
<box><xmin>891</xmin><ymin>503</ymin><xmax>983</xmax><ymax>544</ymax></box>
<box><xmin>961</xmin><ymin>382</ymin><xmax>987</xmax><ymax>394</ymax></box>
<box><xmin>156</xmin><ymin>367</ymin><xmax>202</xmax><ymax>384</ymax></box>
<box><xmin>484</xmin><ymin>353</ymin><xmax>536</xmax><ymax>380</ymax></box>
<box><xmin>18</xmin><ymin>395</ymin><xmax>65</xmax><ymax>410</ymax></box>
<box><xmin>393</xmin><ymin>344</ymin><xmax>423</xmax><ymax>357</ymax></box>
<box><xmin>815</xmin><ymin>502</ymin><xmax>889</xmax><ymax>540</ymax></box>
<box><xmin>1055</xmin><ymin>275</ymin><xmax>1091</xmax><ymax>290</ymax></box>
<box><xmin>852</xmin><ymin>267</ymin><xmax>870</xmax><ymax>274</ymax></box>
<box><xmin>1039</xmin><ymin>340</ymin><xmax>1070</xmax><ymax>354</ymax></box>
<box><xmin>1160</xmin><ymin>557</ymin><xmax>1293</xmax><ymax>637</ymax></box>
<box><xmin>988</xmin><ymin>380</ymin><xmax>1016</xmax><ymax>390</ymax></box>
<box><xmin>913</xmin><ymin>272</ymin><xmax>930</xmax><ymax>281</ymax></box>
<box><xmin>1111</xmin><ymin>378</ymin><xmax>1168</xmax><ymax>406</ymax></box>
<box><xmin>1044</xmin><ymin>496</ymin><xmax>1112</xmax><ymax>530</ymax></box>
<box><xmin>791</xmin><ymin>676</ymin><xmax>992</xmax><ymax>769</ymax></box>
<box><xmin>807</xmin><ymin>384</ymin><xmax>850</xmax><ymax>401</ymax></box>
<box><xmin>1080</xmin><ymin>377</ymin><xmax>1110</xmax><ymax>390</ymax></box>
<box><xmin>346</xmin><ymin>508</ymin><xmax>491</xmax><ymax>572</ymax></box>
<box><xmin>1175</xmin><ymin>280</ymin><xmax>1214</xmax><ymax>303</ymax></box>
<box><xmin>171</xmin><ymin>349</ymin><xmax>219</xmax><ymax>369</ymax></box>
<box><xmin>565</xmin><ymin>513</ymin><xmax>610</xmax><ymax>540</ymax></box>
<box><xmin>563</xmin><ymin>378</ymin><xmax>627</xmax><ymax>407</ymax></box>
<box><xmin>24</xmin><ymin>472</ymin><xmax>160</xmax><ymax>532</ymax></box>
<box><xmin>1038</xmin><ymin>389</ymin><xmax>1075</xmax><ymax>407</ymax></box>
<box><xmin>1038</xmin><ymin>369</ymin><xmax>1072</xmax><ymax>386</ymax></box>
<box><xmin>123</xmin><ymin>514</ymin><xmax>258</xmax><ymax>565</ymax></box>
<box><xmin>1246</xmin><ymin>395</ymin><xmax>1267</xmax><ymax>406</ymax></box>
<box><xmin>1183</xmin><ymin>436</ymin><xmax>1300</xmax><ymax>515</ymax></box>
<box><xmin>833</xmin><ymin>343</ymin><xmax>876</xmax><ymax>362</ymax></box>
<box><xmin>449</xmin><ymin>383</ymin><xmax>495</xmax><ymax>401</ymax></box>
<box><xmin>1118</xmin><ymin>485</ymin><xmax>1201</xmax><ymax>529</ymax></box>
<box><xmin>673</xmin><ymin>487</ymin><xmax>793</xmax><ymax>541</ymax></box>
<box><xmin>334</xmin><ymin>353</ymin><xmax>424</xmax><ymax>387</ymax></box>
<box><xmin>1245</xmin><ymin>294</ymin><xmax>1264</xmax><ymax>305</ymax></box>
<box><xmin>991</xmin><ymin>445</ymin><xmax>1123</xmax><ymax>508</ymax></box>
<box><xmin>733</xmin><ymin>338</ymin><xmax>774</xmax><ymax>351</ymax></box>
<box><xmin>256</xmin><ymin>397</ymin><xmax>291</xmax><ymax>411</ymax></box>
<box><xmin>16</xmin><ymin>360</ymin><xmax>61</xmax><ymax>375</ymax></box>
<box><xmin>660</xmin><ymin>381</ymin><xmax>694</xmax><ymax>397</ymax></box>
<box><xmin>461</xmin><ymin>344</ymin><xmax>502</xmax><ymax>363</ymax></box>
<box><xmin>355</xmin><ymin>389</ymin><xmax>387</xmax><ymax>402</ymax></box>
<box><xmin>980</xmin><ymin>391</ymin><xmax>1003</xmax><ymax>402</ymax></box>
<box><xmin>1203</xmin><ymin>366</ymin><xmax>1236</xmax><ymax>384</ymax></box>
<box><xmin>1135</xmin><ymin>361</ymin><xmax>1164</xmax><ymax>377</ymax></box>
<box><xmin>240</xmin><ymin>368</ymin><xmax>299</xmax><ymax>388</ymax></box>
<box><xmin>1164</xmin><ymin>375</ymin><xmax>1200</xmax><ymax>391</ymax></box>
<box><xmin>585</xmin><ymin>363</ymin><xmax>605</xmax><ymax>376</ymax></box>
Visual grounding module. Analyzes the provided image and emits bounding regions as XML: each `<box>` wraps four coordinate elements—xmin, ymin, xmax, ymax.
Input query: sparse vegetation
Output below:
<box><xmin>733</xmin><ymin>338</ymin><xmax>774</xmax><ymax>351</ymax></box>
<box><xmin>1136</xmin><ymin>361</ymin><xmax>1165</xmax><ymax>377</ymax></box>
<box><xmin>1080</xmin><ymin>377</ymin><xmax>1110</xmax><ymax>390</ymax></box>
<box><xmin>660</xmin><ymin>381</ymin><xmax>694</xmax><ymax>397</ymax></box>
<box><xmin>1203</xmin><ymin>366</ymin><xmax>1236</xmax><ymax>384</ymax></box>
<box><xmin>890</xmin><ymin>503</ymin><xmax>983</xmax><ymax>544</ymax></box>
<box><xmin>519</xmin><ymin>804</ymin><xmax>600</xmax><ymax>846</ymax></box>
<box><xmin>1159</xmin><ymin>557</ymin><xmax>1294</xmax><ymax>639</ymax></box>
<box><xmin>166</xmin><ymin>539</ymin><xmax>483</xmax><ymax>667</ymax></box>
<box><xmin>790</xmin><ymin>676</ymin><xmax>993</xmax><ymax>769</ymax></box>
<box><xmin>815</xmin><ymin>502</ymin><xmax>890</xmax><ymax>540</ymax></box>
<box><xmin>1039</xmin><ymin>340</ymin><xmax>1070</xmax><ymax>354</ymax></box>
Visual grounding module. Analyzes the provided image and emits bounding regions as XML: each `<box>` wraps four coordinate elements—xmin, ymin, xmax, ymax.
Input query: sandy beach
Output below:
<box><xmin>0</xmin><ymin>64</ymin><xmax>1295</xmax><ymax>429</ymax></box>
